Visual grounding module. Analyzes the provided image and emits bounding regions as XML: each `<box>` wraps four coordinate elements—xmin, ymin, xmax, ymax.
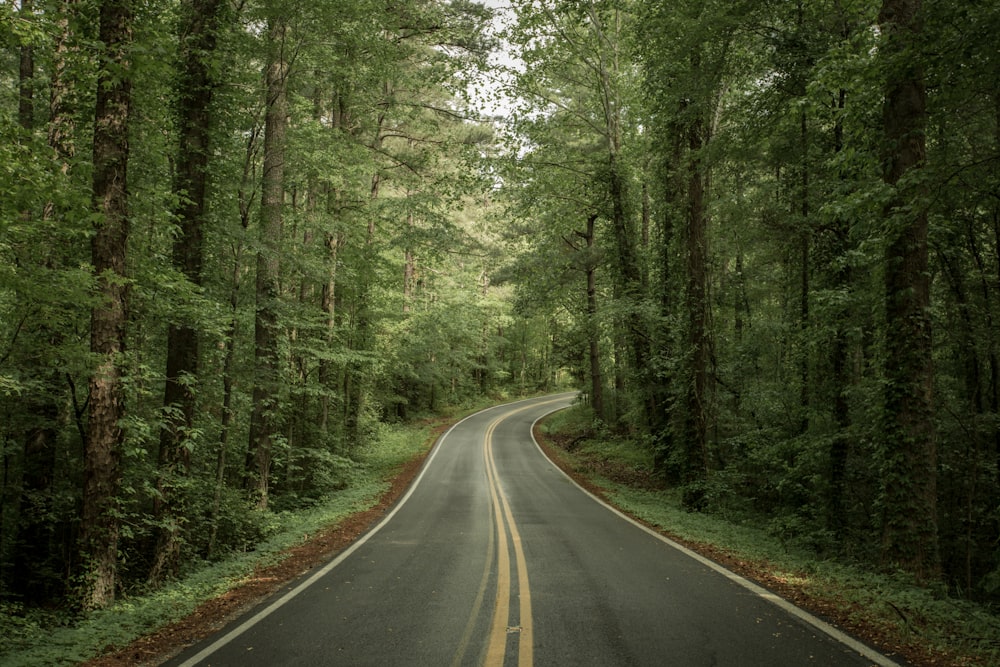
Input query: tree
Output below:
<box><xmin>151</xmin><ymin>0</ymin><xmax>228</xmax><ymax>585</ymax></box>
<box><xmin>501</xmin><ymin>0</ymin><xmax>649</xmax><ymax>426</ymax></box>
<box><xmin>17</xmin><ymin>0</ymin><xmax>33</xmax><ymax>130</ymax></box>
<box><xmin>877</xmin><ymin>0</ymin><xmax>939</xmax><ymax>581</ymax></box>
<box><xmin>245</xmin><ymin>10</ymin><xmax>290</xmax><ymax>510</ymax></box>
<box><xmin>637</xmin><ymin>0</ymin><xmax>740</xmax><ymax>484</ymax></box>
<box><xmin>0</xmin><ymin>0</ymin><xmax>526</xmax><ymax>616</ymax></box>
<box><xmin>919</xmin><ymin>0</ymin><xmax>1000</xmax><ymax>592</ymax></box>
<box><xmin>79</xmin><ymin>0</ymin><xmax>134</xmax><ymax>610</ymax></box>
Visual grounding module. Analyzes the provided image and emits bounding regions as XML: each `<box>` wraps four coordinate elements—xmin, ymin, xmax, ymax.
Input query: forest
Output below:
<box><xmin>1</xmin><ymin>0</ymin><xmax>999</xmax><ymax>651</ymax></box>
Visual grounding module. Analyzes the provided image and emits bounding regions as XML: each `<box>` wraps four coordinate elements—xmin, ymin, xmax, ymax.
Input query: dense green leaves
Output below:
<box><xmin>0</xmin><ymin>0</ymin><xmax>532</xmax><ymax>620</ymax></box>
<box><xmin>491</xmin><ymin>0</ymin><xmax>1000</xmax><ymax>596</ymax></box>
<box><xmin>4</xmin><ymin>0</ymin><xmax>1000</xmax><ymax>646</ymax></box>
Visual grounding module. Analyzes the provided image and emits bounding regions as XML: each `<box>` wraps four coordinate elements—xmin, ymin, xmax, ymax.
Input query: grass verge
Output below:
<box><xmin>0</xmin><ymin>416</ymin><xmax>450</xmax><ymax>667</ymax></box>
<box><xmin>535</xmin><ymin>404</ymin><xmax>1000</xmax><ymax>667</ymax></box>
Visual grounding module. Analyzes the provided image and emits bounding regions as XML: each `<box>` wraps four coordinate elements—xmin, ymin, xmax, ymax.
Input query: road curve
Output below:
<box><xmin>166</xmin><ymin>393</ymin><xmax>899</xmax><ymax>667</ymax></box>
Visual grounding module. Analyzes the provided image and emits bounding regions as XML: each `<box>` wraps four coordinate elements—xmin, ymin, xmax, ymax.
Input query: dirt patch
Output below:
<box><xmin>83</xmin><ymin>424</ymin><xmax>447</xmax><ymax>667</ymax></box>
<box><xmin>533</xmin><ymin>425</ymin><xmax>981</xmax><ymax>667</ymax></box>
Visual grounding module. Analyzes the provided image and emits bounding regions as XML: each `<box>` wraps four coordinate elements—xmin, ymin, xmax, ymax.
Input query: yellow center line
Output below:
<box><xmin>496</xmin><ymin>444</ymin><xmax>533</xmax><ymax>667</ymax></box>
<box><xmin>484</xmin><ymin>417</ymin><xmax>512</xmax><ymax>666</ymax></box>
<box><xmin>482</xmin><ymin>398</ymin><xmax>564</xmax><ymax>667</ymax></box>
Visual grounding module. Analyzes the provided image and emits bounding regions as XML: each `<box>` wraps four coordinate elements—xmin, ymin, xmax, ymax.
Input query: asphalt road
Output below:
<box><xmin>167</xmin><ymin>394</ymin><xmax>899</xmax><ymax>667</ymax></box>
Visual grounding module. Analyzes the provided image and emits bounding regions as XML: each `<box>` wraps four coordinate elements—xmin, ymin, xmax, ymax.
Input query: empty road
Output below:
<box><xmin>167</xmin><ymin>393</ymin><xmax>898</xmax><ymax>666</ymax></box>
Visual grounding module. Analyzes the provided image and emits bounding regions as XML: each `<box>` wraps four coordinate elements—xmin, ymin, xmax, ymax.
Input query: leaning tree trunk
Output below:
<box><xmin>877</xmin><ymin>0</ymin><xmax>940</xmax><ymax>582</ymax></box>
<box><xmin>79</xmin><ymin>0</ymin><xmax>133</xmax><ymax>610</ymax></box>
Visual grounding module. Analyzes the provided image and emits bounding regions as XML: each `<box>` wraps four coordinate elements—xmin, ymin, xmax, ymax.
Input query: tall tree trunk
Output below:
<box><xmin>18</xmin><ymin>0</ymin><xmax>34</xmax><ymax>131</ymax></box>
<box><xmin>151</xmin><ymin>0</ymin><xmax>225</xmax><ymax>585</ymax></box>
<box><xmin>245</xmin><ymin>16</ymin><xmax>288</xmax><ymax>510</ymax></box>
<box><xmin>79</xmin><ymin>0</ymin><xmax>133</xmax><ymax>610</ymax></box>
<box><xmin>319</xmin><ymin>90</ymin><xmax>349</xmax><ymax>436</ymax></box>
<box><xmin>589</xmin><ymin>2</ymin><xmax>653</xmax><ymax>429</ymax></box>
<box><xmin>607</xmin><ymin>157</ymin><xmax>648</xmax><ymax>380</ymax></box>
<box><xmin>989</xmin><ymin>86</ymin><xmax>1000</xmax><ymax>513</ymax></box>
<box><xmin>345</xmin><ymin>98</ymin><xmax>387</xmax><ymax>449</ymax></box>
<box><xmin>211</xmin><ymin>167</ymin><xmax>253</xmax><ymax>556</ymax></box>
<box><xmin>798</xmin><ymin>110</ymin><xmax>810</xmax><ymax>435</ymax></box>
<box><xmin>7</xmin><ymin>0</ymin><xmax>81</xmax><ymax>600</ymax></box>
<box><xmin>828</xmin><ymin>86</ymin><xmax>852</xmax><ymax>539</ymax></box>
<box><xmin>403</xmin><ymin>207</ymin><xmax>416</xmax><ymax>314</ymax></box>
<box><xmin>938</xmin><ymin>241</ymin><xmax>985</xmax><ymax>591</ymax></box>
<box><xmin>582</xmin><ymin>214</ymin><xmax>604</xmax><ymax>420</ymax></box>
<box><xmin>47</xmin><ymin>0</ymin><xmax>78</xmax><ymax>173</ymax></box>
<box><xmin>683</xmin><ymin>106</ymin><xmax>710</xmax><ymax>484</ymax></box>
<box><xmin>652</xmin><ymin>125</ymin><xmax>684</xmax><ymax>478</ymax></box>
<box><xmin>319</xmin><ymin>227</ymin><xmax>339</xmax><ymax>434</ymax></box>
<box><xmin>3</xmin><ymin>0</ymin><xmax>40</xmax><ymax>598</ymax></box>
<box><xmin>877</xmin><ymin>0</ymin><xmax>940</xmax><ymax>582</ymax></box>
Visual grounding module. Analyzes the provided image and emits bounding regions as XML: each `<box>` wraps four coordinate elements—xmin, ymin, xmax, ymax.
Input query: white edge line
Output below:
<box><xmin>527</xmin><ymin>408</ymin><xmax>901</xmax><ymax>667</ymax></box>
<box><xmin>178</xmin><ymin>394</ymin><xmax>575</xmax><ymax>666</ymax></box>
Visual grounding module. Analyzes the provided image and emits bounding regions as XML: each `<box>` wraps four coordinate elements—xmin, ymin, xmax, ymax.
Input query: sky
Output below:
<box><xmin>469</xmin><ymin>0</ymin><xmax>522</xmax><ymax>120</ymax></box>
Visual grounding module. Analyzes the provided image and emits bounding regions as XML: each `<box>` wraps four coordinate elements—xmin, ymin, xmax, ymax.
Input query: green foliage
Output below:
<box><xmin>548</xmin><ymin>415</ymin><xmax>1000</xmax><ymax>666</ymax></box>
<box><xmin>0</xmin><ymin>419</ymin><xmax>434</xmax><ymax>665</ymax></box>
<box><xmin>0</xmin><ymin>0</ymin><xmax>537</xmax><ymax>622</ymax></box>
<box><xmin>494</xmin><ymin>0</ymin><xmax>1000</xmax><ymax>598</ymax></box>
<box><xmin>4</xmin><ymin>0</ymin><xmax>1000</xmax><ymax>650</ymax></box>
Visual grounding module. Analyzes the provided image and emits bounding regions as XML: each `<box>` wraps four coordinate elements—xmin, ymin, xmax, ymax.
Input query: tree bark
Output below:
<box><xmin>991</xmin><ymin>91</ymin><xmax>1000</xmax><ymax>493</ymax></box>
<box><xmin>828</xmin><ymin>86</ymin><xmax>852</xmax><ymax>539</ymax></box>
<box><xmin>589</xmin><ymin>2</ymin><xmax>653</xmax><ymax>429</ymax></box>
<box><xmin>151</xmin><ymin>0</ymin><xmax>226</xmax><ymax>585</ymax></box>
<box><xmin>683</xmin><ymin>108</ymin><xmax>710</xmax><ymax>484</ymax></box>
<box><xmin>18</xmin><ymin>0</ymin><xmax>34</xmax><ymax>131</ymax></box>
<box><xmin>798</xmin><ymin>110</ymin><xmax>810</xmax><ymax>435</ymax></box>
<box><xmin>6</xmin><ymin>0</ymin><xmax>81</xmax><ymax>600</ymax></box>
<box><xmin>245</xmin><ymin>15</ymin><xmax>288</xmax><ymax>510</ymax></box>
<box><xmin>344</xmin><ymin>95</ymin><xmax>387</xmax><ymax>450</ymax></box>
<box><xmin>79</xmin><ymin>0</ymin><xmax>133</xmax><ymax>610</ymax></box>
<box><xmin>47</xmin><ymin>0</ymin><xmax>78</xmax><ymax>173</ymax></box>
<box><xmin>877</xmin><ymin>0</ymin><xmax>940</xmax><ymax>582</ymax></box>
<box><xmin>319</xmin><ymin>90</ymin><xmax>349</xmax><ymax>436</ymax></box>
<box><xmin>403</xmin><ymin>208</ymin><xmax>416</xmax><ymax>313</ymax></box>
<box><xmin>607</xmin><ymin>157</ymin><xmax>649</xmax><ymax>386</ymax></box>
<box><xmin>652</xmin><ymin>124</ymin><xmax>684</xmax><ymax>478</ymax></box>
<box><xmin>319</xmin><ymin>227</ymin><xmax>339</xmax><ymax>434</ymax></box>
<box><xmin>582</xmin><ymin>215</ymin><xmax>604</xmax><ymax>420</ymax></box>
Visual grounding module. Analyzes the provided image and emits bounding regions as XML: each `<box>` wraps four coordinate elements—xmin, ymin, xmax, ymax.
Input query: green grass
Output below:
<box><xmin>539</xmin><ymin>405</ymin><xmax>1000</xmax><ymax>666</ymax></box>
<box><xmin>0</xmin><ymin>420</ymin><xmax>439</xmax><ymax>667</ymax></box>
<box><xmin>1</xmin><ymin>390</ymin><xmax>554</xmax><ymax>666</ymax></box>
<box><xmin>612</xmin><ymin>483</ymin><xmax>1000</xmax><ymax>665</ymax></box>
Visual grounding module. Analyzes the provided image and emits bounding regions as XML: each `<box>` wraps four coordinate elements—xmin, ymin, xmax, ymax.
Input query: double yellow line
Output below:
<box><xmin>450</xmin><ymin>398</ymin><xmax>565</xmax><ymax>667</ymax></box>
<box><xmin>483</xmin><ymin>411</ymin><xmax>533</xmax><ymax>667</ymax></box>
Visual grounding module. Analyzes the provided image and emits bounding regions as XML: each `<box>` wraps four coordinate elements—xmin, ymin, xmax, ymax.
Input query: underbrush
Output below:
<box><xmin>538</xmin><ymin>404</ymin><xmax>1000</xmax><ymax>667</ymax></box>
<box><xmin>0</xmin><ymin>421</ymin><xmax>439</xmax><ymax>667</ymax></box>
